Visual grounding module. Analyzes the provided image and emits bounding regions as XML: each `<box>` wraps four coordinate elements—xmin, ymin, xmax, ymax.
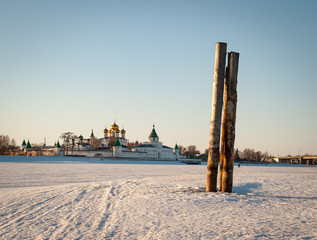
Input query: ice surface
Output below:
<box><xmin>0</xmin><ymin>156</ymin><xmax>316</xmax><ymax>239</ymax></box>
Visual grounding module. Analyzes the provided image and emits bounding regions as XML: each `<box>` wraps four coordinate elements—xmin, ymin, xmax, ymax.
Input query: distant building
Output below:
<box><xmin>76</xmin><ymin>122</ymin><xmax>127</xmax><ymax>150</ymax></box>
<box><xmin>70</xmin><ymin>123</ymin><xmax>180</xmax><ymax>160</ymax></box>
<box><xmin>133</xmin><ymin>125</ymin><xmax>178</xmax><ymax>160</ymax></box>
<box><xmin>8</xmin><ymin>123</ymin><xmax>183</xmax><ymax>160</ymax></box>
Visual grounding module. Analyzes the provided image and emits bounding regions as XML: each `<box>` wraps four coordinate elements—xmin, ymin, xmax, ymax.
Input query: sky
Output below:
<box><xmin>1</xmin><ymin>0</ymin><xmax>316</xmax><ymax>156</ymax></box>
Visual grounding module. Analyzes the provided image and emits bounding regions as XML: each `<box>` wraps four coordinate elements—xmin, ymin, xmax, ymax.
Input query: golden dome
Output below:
<box><xmin>115</xmin><ymin>129</ymin><xmax>120</xmax><ymax>133</ymax></box>
<box><xmin>103</xmin><ymin>128</ymin><xmax>108</xmax><ymax>133</ymax></box>
<box><xmin>111</xmin><ymin>123</ymin><xmax>119</xmax><ymax>131</ymax></box>
<box><xmin>121</xmin><ymin>129</ymin><xmax>126</xmax><ymax>134</ymax></box>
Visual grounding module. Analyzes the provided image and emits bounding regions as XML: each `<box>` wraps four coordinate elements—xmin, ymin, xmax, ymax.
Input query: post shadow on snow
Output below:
<box><xmin>177</xmin><ymin>182</ymin><xmax>262</xmax><ymax>194</ymax></box>
<box><xmin>233</xmin><ymin>182</ymin><xmax>262</xmax><ymax>195</ymax></box>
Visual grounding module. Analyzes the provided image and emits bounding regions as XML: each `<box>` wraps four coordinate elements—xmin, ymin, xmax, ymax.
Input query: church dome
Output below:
<box><xmin>103</xmin><ymin>128</ymin><xmax>108</xmax><ymax>133</ymax></box>
<box><xmin>115</xmin><ymin>129</ymin><xmax>120</xmax><ymax>133</ymax></box>
<box><xmin>121</xmin><ymin>129</ymin><xmax>126</xmax><ymax>134</ymax></box>
<box><xmin>111</xmin><ymin>123</ymin><xmax>119</xmax><ymax>131</ymax></box>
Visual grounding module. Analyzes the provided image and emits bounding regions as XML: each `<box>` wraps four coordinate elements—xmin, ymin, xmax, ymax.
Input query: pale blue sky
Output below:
<box><xmin>1</xmin><ymin>0</ymin><xmax>316</xmax><ymax>156</ymax></box>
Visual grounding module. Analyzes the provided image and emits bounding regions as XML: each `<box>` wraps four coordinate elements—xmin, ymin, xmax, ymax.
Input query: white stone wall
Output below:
<box><xmin>65</xmin><ymin>139</ymin><xmax>178</xmax><ymax>160</ymax></box>
<box><xmin>71</xmin><ymin>150</ymin><xmax>112</xmax><ymax>158</ymax></box>
<box><xmin>160</xmin><ymin>148</ymin><xmax>175</xmax><ymax>159</ymax></box>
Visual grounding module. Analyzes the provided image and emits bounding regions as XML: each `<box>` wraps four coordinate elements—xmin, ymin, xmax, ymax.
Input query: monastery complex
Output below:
<box><xmin>17</xmin><ymin>123</ymin><xmax>182</xmax><ymax>161</ymax></box>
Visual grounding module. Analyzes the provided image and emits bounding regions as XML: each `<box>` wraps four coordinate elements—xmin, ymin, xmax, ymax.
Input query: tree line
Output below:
<box><xmin>0</xmin><ymin>135</ymin><xmax>16</xmax><ymax>155</ymax></box>
<box><xmin>233</xmin><ymin>148</ymin><xmax>272</xmax><ymax>162</ymax></box>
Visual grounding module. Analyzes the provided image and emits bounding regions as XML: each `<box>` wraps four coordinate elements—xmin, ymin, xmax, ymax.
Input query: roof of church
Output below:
<box><xmin>174</xmin><ymin>143</ymin><xmax>179</xmax><ymax>149</ymax></box>
<box><xmin>115</xmin><ymin>138</ymin><xmax>121</xmax><ymax>146</ymax></box>
<box><xmin>56</xmin><ymin>141</ymin><xmax>61</xmax><ymax>148</ymax></box>
<box><xmin>26</xmin><ymin>140</ymin><xmax>32</xmax><ymax>149</ymax></box>
<box><xmin>111</xmin><ymin>122</ymin><xmax>119</xmax><ymax>130</ymax></box>
<box><xmin>22</xmin><ymin>140</ymin><xmax>26</xmax><ymax>146</ymax></box>
<box><xmin>163</xmin><ymin>145</ymin><xmax>172</xmax><ymax>149</ymax></box>
<box><xmin>149</xmin><ymin>125</ymin><xmax>158</xmax><ymax>139</ymax></box>
<box><xmin>90</xmin><ymin>130</ymin><xmax>94</xmax><ymax>138</ymax></box>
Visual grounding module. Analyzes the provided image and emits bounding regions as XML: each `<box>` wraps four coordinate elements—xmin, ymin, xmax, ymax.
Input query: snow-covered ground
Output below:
<box><xmin>0</xmin><ymin>156</ymin><xmax>316</xmax><ymax>239</ymax></box>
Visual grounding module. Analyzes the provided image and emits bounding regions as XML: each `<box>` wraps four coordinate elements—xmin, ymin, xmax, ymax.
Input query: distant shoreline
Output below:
<box><xmin>0</xmin><ymin>156</ymin><xmax>316</xmax><ymax>168</ymax></box>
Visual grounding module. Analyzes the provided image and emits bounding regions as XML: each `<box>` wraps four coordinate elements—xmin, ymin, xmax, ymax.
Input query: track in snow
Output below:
<box><xmin>0</xmin><ymin>161</ymin><xmax>316</xmax><ymax>239</ymax></box>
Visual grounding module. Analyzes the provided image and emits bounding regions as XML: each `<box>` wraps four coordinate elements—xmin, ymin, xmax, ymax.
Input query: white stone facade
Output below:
<box><xmin>69</xmin><ymin>124</ymin><xmax>180</xmax><ymax>160</ymax></box>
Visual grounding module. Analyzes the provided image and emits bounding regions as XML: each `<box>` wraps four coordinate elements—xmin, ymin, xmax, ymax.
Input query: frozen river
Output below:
<box><xmin>0</xmin><ymin>156</ymin><xmax>316</xmax><ymax>239</ymax></box>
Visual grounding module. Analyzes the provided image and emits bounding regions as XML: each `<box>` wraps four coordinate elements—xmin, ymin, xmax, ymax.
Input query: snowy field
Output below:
<box><xmin>0</xmin><ymin>156</ymin><xmax>316</xmax><ymax>239</ymax></box>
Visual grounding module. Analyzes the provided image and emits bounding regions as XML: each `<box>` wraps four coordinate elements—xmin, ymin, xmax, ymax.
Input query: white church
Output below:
<box><xmin>71</xmin><ymin>123</ymin><xmax>180</xmax><ymax>160</ymax></box>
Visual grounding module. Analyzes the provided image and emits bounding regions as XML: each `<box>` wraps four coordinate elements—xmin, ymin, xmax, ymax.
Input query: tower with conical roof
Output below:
<box><xmin>23</xmin><ymin>140</ymin><xmax>32</xmax><ymax>153</ymax></box>
<box><xmin>21</xmin><ymin>140</ymin><xmax>26</xmax><ymax>150</ymax></box>
<box><xmin>174</xmin><ymin>143</ymin><xmax>180</xmax><ymax>160</ymax></box>
<box><xmin>113</xmin><ymin>138</ymin><xmax>122</xmax><ymax>157</ymax></box>
<box><xmin>115</xmin><ymin>138</ymin><xmax>121</xmax><ymax>146</ymax></box>
<box><xmin>78</xmin><ymin>135</ymin><xmax>83</xmax><ymax>144</ymax></box>
<box><xmin>149</xmin><ymin>125</ymin><xmax>159</xmax><ymax>143</ymax></box>
<box><xmin>54</xmin><ymin>140</ymin><xmax>63</xmax><ymax>156</ymax></box>
<box><xmin>26</xmin><ymin>140</ymin><xmax>32</xmax><ymax>149</ymax></box>
<box><xmin>90</xmin><ymin>130</ymin><xmax>95</xmax><ymax>139</ymax></box>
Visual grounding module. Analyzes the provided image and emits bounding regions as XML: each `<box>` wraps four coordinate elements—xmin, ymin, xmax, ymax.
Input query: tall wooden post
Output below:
<box><xmin>219</xmin><ymin>52</ymin><xmax>239</xmax><ymax>193</ymax></box>
<box><xmin>206</xmin><ymin>42</ymin><xmax>227</xmax><ymax>192</ymax></box>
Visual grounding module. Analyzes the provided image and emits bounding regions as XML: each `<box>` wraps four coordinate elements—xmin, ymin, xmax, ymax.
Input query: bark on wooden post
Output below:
<box><xmin>206</xmin><ymin>42</ymin><xmax>227</xmax><ymax>192</ymax></box>
<box><xmin>219</xmin><ymin>52</ymin><xmax>239</xmax><ymax>193</ymax></box>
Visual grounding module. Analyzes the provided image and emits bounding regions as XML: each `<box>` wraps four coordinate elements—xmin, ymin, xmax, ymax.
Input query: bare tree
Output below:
<box><xmin>60</xmin><ymin>132</ymin><xmax>75</xmax><ymax>155</ymax></box>
<box><xmin>178</xmin><ymin>145</ymin><xmax>186</xmax><ymax>156</ymax></box>
<box><xmin>239</xmin><ymin>148</ymin><xmax>272</xmax><ymax>161</ymax></box>
<box><xmin>90</xmin><ymin>137</ymin><xmax>101</xmax><ymax>149</ymax></box>
<box><xmin>127</xmin><ymin>142</ymin><xmax>134</xmax><ymax>150</ymax></box>
<box><xmin>127</xmin><ymin>140</ymin><xmax>141</xmax><ymax>150</ymax></box>
<box><xmin>70</xmin><ymin>135</ymin><xmax>78</xmax><ymax>155</ymax></box>
<box><xmin>187</xmin><ymin>145</ymin><xmax>200</xmax><ymax>155</ymax></box>
<box><xmin>107</xmin><ymin>137</ymin><xmax>116</xmax><ymax>148</ymax></box>
<box><xmin>10</xmin><ymin>139</ymin><xmax>16</xmax><ymax>148</ymax></box>
<box><xmin>234</xmin><ymin>149</ymin><xmax>240</xmax><ymax>162</ymax></box>
<box><xmin>0</xmin><ymin>135</ymin><xmax>10</xmax><ymax>155</ymax></box>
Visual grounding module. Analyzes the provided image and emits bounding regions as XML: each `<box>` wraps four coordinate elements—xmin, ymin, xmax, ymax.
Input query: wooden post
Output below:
<box><xmin>206</xmin><ymin>42</ymin><xmax>227</xmax><ymax>192</ymax></box>
<box><xmin>219</xmin><ymin>52</ymin><xmax>239</xmax><ymax>193</ymax></box>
